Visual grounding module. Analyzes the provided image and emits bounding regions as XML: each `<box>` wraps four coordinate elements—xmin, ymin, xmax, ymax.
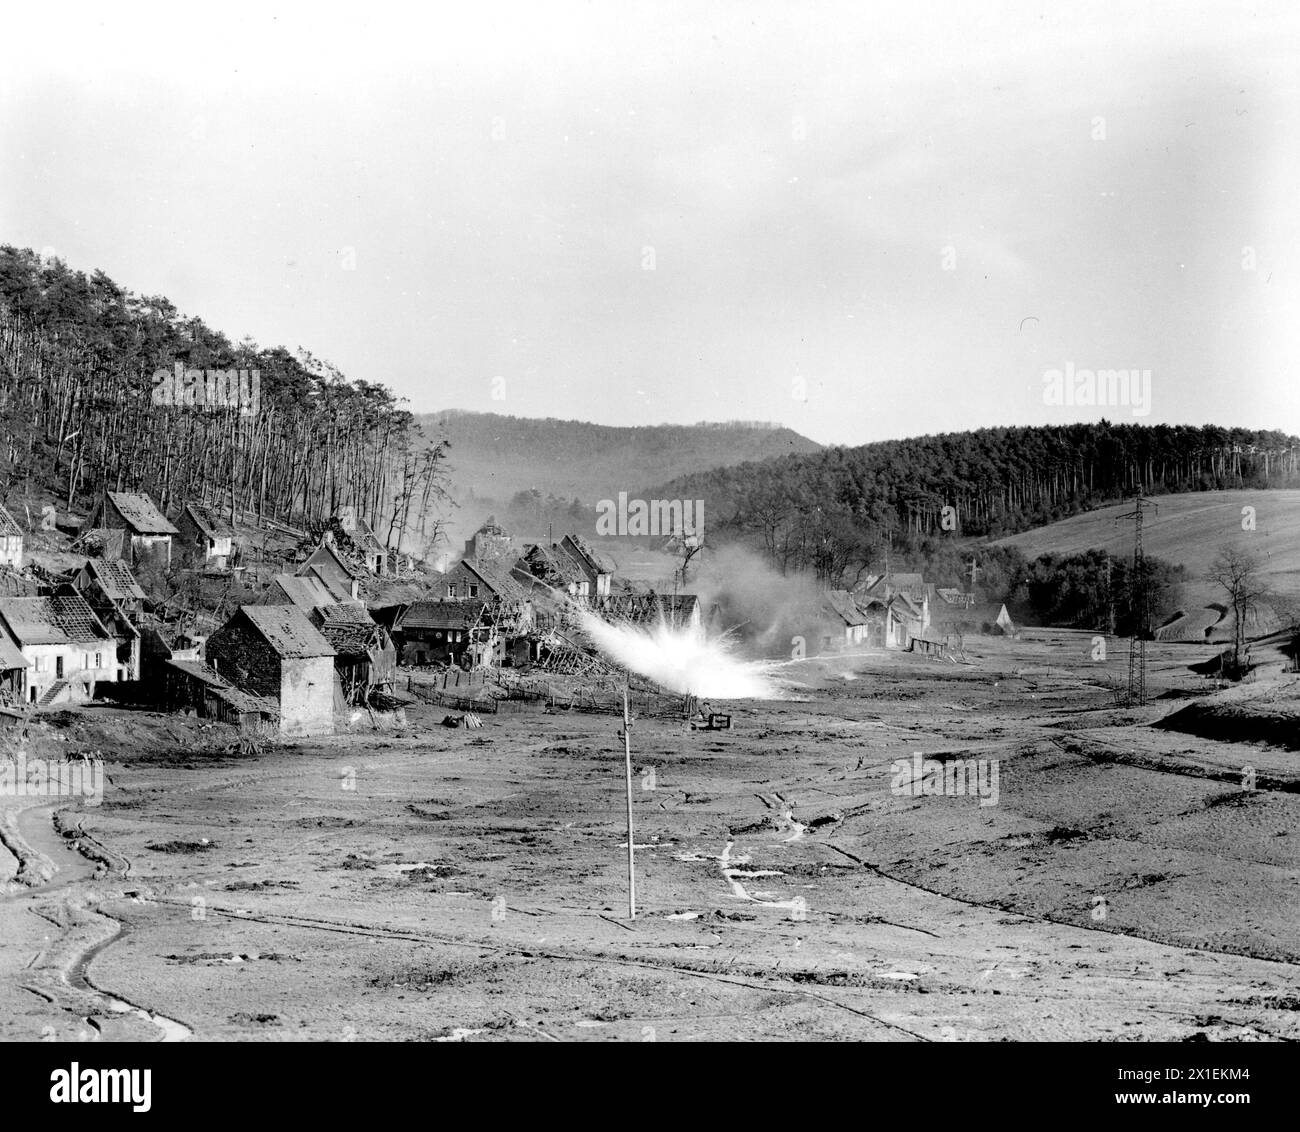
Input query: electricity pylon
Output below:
<box><xmin>1116</xmin><ymin>491</ymin><xmax>1158</xmax><ymax>706</ymax></box>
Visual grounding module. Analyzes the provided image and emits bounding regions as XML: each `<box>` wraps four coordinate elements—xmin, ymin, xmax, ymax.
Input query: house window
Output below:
<box><xmin>35</xmin><ymin>655</ymin><xmax>46</xmax><ymax>672</ymax></box>
<box><xmin>468</xmin><ymin>584</ymin><xmax>479</xmax><ymax>597</ymax></box>
<box><xmin>95</xmin><ymin>653</ymin><xmax>103</xmax><ymax>668</ymax></box>
<box><xmin>447</xmin><ymin>584</ymin><xmax>458</xmax><ymax>598</ymax></box>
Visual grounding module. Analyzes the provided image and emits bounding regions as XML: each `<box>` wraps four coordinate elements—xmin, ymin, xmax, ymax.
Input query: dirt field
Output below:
<box><xmin>3</xmin><ymin>630</ymin><xmax>1298</xmax><ymax>1042</ymax></box>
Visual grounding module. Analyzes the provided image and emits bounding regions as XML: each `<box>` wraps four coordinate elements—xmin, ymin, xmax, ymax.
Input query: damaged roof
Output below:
<box><xmin>823</xmin><ymin>590</ymin><xmax>869</xmax><ymax>627</ymax></box>
<box><xmin>107</xmin><ymin>492</ymin><xmax>179</xmax><ymax>535</ymax></box>
<box><xmin>316</xmin><ymin>620</ymin><xmax>381</xmax><ymax>658</ymax></box>
<box><xmin>269</xmin><ymin>573</ymin><xmax>339</xmax><ymax>612</ymax></box>
<box><xmin>597</xmin><ymin>593</ymin><xmax>699</xmax><ymax>626</ymax></box>
<box><xmin>0</xmin><ymin>594</ymin><xmax>113</xmax><ymax>645</ymax></box>
<box><xmin>164</xmin><ymin>658</ymin><xmax>279</xmax><ymax>716</ymax></box>
<box><xmin>234</xmin><ymin>604</ymin><xmax>336</xmax><ymax>658</ymax></box>
<box><xmin>0</xmin><ymin>635</ymin><xmax>29</xmax><ymax>669</ymax></box>
<box><xmin>0</xmin><ymin>503</ymin><xmax>22</xmax><ymax>538</ymax></box>
<box><xmin>456</xmin><ymin>558</ymin><xmax>528</xmax><ymax>602</ymax></box>
<box><xmin>182</xmin><ymin>503</ymin><xmax>234</xmax><ymax>539</ymax></box>
<box><xmin>516</xmin><ymin>543</ymin><xmax>585</xmax><ymax>587</ymax></box>
<box><xmin>561</xmin><ymin>533</ymin><xmax>616</xmax><ymax>575</ymax></box>
<box><xmin>398</xmin><ymin>600</ymin><xmax>487</xmax><ymax>631</ymax></box>
<box><xmin>301</xmin><ymin>541</ymin><xmax>362</xmax><ymax>581</ymax></box>
<box><xmin>83</xmin><ymin>558</ymin><xmax>146</xmax><ymax>602</ymax></box>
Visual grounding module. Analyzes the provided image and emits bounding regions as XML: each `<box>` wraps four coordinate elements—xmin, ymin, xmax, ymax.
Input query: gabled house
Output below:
<box><xmin>513</xmin><ymin>543</ymin><xmax>589</xmax><ymax>601</ymax></box>
<box><xmin>297</xmin><ymin>541</ymin><xmax>361</xmax><ymax>601</ymax></box>
<box><xmin>822</xmin><ymin>590</ymin><xmax>871</xmax><ymax>649</ymax></box>
<box><xmin>81</xmin><ymin>491</ymin><xmax>179</xmax><ymax>571</ymax></box>
<box><xmin>887</xmin><ymin>592</ymin><xmax>928</xmax><ymax>648</ymax></box>
<box><xmin>61</xmin><ymin>575</ymin><xmax>141</xmax><ymax>682</ymax></box>
<box><xmin>0</xmin><ymin>593</ymin><xmax>118</xmax><ymax>705</ymax></box>
<box><xmin>858</xmin><ymin>573</ymin><xmax>932</xmax><ymax>637</ymax></box>
<box><xmin>437</xmin><ymin>559</ymin><xmax>534</xmax><ymax>665</ymax></box>
<box><xmin>389</xmin><ymin>600</ymin><xmax>487</xmax><ymax>667</ymax></box>
<box><xmin>205</xmin><ymin>605</ymin><xmax>336</xmax><ymax>737</ymax></box>
<box><xmin>335</xmin><ymin>511</ymin><xmax>387</xmax><ymax>575</ymax></box>
<box><xmin>266</xmin><ymin>572</ymin><xmax>353</xmax><ymax>612</ymax></box>
<box><xmin>0</xmin><ymin>504</ymin><xmax>23</xmax><ymax>569</ymax></box>
<box><xmin>176</xmin><ymin>504</ymin><xmax>236</xmax><ymax>570</ymax></box>
<box><xmin>558</xmin><ymin>534</ymin><xmax>615</xmax><ymax>600</ymax></box>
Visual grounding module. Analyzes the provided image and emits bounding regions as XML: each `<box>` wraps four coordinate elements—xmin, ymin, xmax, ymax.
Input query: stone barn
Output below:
<box><xmin>205</xmin><ymin>605</ymin><xmax>336</xmax><ymax>737</ymax></box>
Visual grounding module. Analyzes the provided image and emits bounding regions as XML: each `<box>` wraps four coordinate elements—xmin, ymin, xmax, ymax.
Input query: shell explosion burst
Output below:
<box><xmin>578</xmin><ymin>611</ymin><xmax>779</xmax><ymax>699</ymax></box>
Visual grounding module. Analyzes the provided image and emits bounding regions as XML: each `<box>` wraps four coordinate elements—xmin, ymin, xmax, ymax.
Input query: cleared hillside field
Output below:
<box><xmin>995</xmin><ymin>490</ymin><xmax>1300</xmax><ymax>607</ymax></box>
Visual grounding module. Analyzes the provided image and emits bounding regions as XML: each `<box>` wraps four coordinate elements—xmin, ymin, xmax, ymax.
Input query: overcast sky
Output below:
<box><xmin>3</xmin><ymin>1</ymin><xmax>1297</xmax><ymax>445</ymax></box>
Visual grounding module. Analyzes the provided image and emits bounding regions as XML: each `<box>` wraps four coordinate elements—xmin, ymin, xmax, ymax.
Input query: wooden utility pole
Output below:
<box><xmin>621</xmin><ymin>683</ymin><xmax>636</xmax><ymax>919</ymax></box>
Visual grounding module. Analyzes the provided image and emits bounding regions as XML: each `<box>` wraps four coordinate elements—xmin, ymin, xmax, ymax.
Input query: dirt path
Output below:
<box><xmin>5</xmin><ymin>641</ymin><xmax>1299</xmax><ymax>1042</ymax></box>
<box><xmin>0</xmin><ymin>794</ymin><xmax>192</xmax><ymax>1042</ymax></box>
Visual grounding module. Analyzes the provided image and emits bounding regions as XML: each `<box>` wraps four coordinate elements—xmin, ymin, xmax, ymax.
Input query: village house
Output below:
<box><xmin>63</xmin><ymin>570</ymin><xmax>142</xmax><ymax>682</ymax></box>
<box><xmin>513</xmin><ymin>543</ymin><xmax>590</xmax><ymax>602</ymax></box>
<box><xmin>388</xmin><ymin>600</ymin><xmax>487</xmax><ymax>667</ymax></box>
<box><xmin>0</xmin><ymin>593</ymin><xmax>118</xmax><ymax>705</ymax></box>
<box><xmin>440</xmin><ymin>556</ymin><xmax>534</xmax><ymax>663</ymax></box>
<box><xmin>334</xmin><ymin>510</ymin><xmax>388</xmax><ymax>575</ymax></box>
<box><xmin>260</xmin><ymin>573</ymin><xmax>396</xmax><ymax>703</ymax></box>
<box><xmin>175</xmin><ymin>503</ymin><xmax>237</xmax><ymax>570</ymax></box>
<box><xmin>821</xmin><ymin>590</ymin><xmax>872</xmax><ymax>651</ymax></box>
<box><xmin>297</xmin><ymin>539</ymin><xmax>362</xmax><ymax>601</ymax></box>
<box><xmin>266</xmin><ymin>572</ymin><xmax>354</xmax><ymax>612</ymax></box>
<box><xmin>0</xmin><ymin>504</ymin><xmax>23</xmax><ymax>569</ymax></box>
<box><xmin>557</xmin><ymin>533</ymin><xmax>615</xmax><ymax>599</ymax></box>
<box><xmin>205</xmin><ymin>605</ymin><xmax>336</xmax><ymax>737</ymax></box>
<box><xmin>857</xmin><ymin>571</ymin><xmax>930</xmax><ymax>642</ymax></box>
<box><xmin>850</xmin><ymin>594</ymin><xmax>905</xmax><ymax>649</ymax></box>
<box><xmin>81</xmin><ymin>491</ymin><xmax>179</xmax><ymax>571</ymax></box>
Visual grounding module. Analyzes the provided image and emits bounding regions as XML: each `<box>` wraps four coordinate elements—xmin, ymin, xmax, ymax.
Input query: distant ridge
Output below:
<box><xmin>416</xmin><ymin>410</ymin><xmax>822</xmax><ymax>506</ymax></box>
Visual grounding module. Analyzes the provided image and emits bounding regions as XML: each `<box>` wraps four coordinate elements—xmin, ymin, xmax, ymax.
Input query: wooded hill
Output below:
<box><xmin>418</xmin><ymin>409</ymin><xmax>821</xmax><ymax>540</ymax></box>
<box><xmin>0</xmin><ymin>247</ymin><xmax>448</xmax><ymax>553</ymax></box>
<box><xmin>646</xmin><ymin>422</ymin><xmax>1300</xmax><ymax>583</ymax></box>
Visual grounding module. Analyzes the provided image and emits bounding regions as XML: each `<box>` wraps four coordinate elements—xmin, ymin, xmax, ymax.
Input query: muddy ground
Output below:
<box><xmin>2</xmin><ymin>629</ymin><xmax>1298</xmax><ymax>1042</ymax></box>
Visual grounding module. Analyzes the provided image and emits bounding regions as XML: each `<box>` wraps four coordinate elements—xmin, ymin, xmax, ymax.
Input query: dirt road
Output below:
<box><xmin>3</xmin><ymin>631</ymin><xmax>1297</xmax><ymax>1041</ymax></box>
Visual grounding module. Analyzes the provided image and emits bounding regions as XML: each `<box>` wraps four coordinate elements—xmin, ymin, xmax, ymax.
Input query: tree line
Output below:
<box><xmin>0</xmin><ymin>247</ymin><xmax>449</xmax><ymax>555</ymax></box>
<box><xmin>649</xmin><ymin>421</ymin><xmax>1300</xmax><ymax>586</ymax></box>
